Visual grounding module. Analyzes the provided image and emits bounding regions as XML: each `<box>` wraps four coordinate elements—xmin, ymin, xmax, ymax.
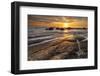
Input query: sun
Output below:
<box><xmin>63</xmin><ymin>23</ymin><xmax>69</xmax><ymax>28</ymax></box>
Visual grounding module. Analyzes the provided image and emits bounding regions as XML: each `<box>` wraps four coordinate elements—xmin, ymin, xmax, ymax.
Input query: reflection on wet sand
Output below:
<box><xmin>28</xmin><ymin>29</ymin><xmax>88</xmax><ymax>61</ymax></box>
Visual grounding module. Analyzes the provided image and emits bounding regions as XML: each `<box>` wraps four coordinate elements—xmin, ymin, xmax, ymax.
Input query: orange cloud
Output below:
<box><xmin>28</xmin><ymin>15</ymin><xmax>88</xmax><ymax>28</ymax></box>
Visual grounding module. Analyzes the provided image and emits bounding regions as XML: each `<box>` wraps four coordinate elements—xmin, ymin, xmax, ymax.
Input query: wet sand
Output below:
<box><xmin>28</xmin><ymin>32</ymin><xmax>88</xmax><ymax>61</ymax></box>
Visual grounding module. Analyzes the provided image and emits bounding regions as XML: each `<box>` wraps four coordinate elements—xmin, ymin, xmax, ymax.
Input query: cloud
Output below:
<box><xmin>28</xmin><ymin>15</ymin><xmax>88</xmax><ymax>28</ymax></box>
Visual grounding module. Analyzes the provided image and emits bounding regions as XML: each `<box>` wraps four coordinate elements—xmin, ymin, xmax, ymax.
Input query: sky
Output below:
<box><xmin>28</xmin><ymin>15</ymin><xmax>88</xmax><ymax>28</ymax></box>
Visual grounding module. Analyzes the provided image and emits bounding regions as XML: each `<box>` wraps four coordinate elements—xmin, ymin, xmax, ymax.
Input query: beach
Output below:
<box><xmin>28</xmin><ymin>28</ymin><xmax>88</xmax><ymax>61</ymax></box>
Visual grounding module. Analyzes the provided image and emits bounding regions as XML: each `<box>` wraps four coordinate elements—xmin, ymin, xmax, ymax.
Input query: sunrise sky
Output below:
<box><xmin>28</xmin><ymin>15</ymin><xmax>88</xmax><ymax>28</ymax></box>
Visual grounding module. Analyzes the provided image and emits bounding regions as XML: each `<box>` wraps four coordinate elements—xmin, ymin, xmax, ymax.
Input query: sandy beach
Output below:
<box><xmin>28</xmin><ymin>29</ymin><xmax>88</xmax><ymax>61</ymax></box>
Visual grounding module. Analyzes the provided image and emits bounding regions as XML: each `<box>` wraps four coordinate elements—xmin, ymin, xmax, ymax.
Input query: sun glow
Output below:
<box><xmin>63</xmin><ymin>23</ymin><xmax>69</xmax><ymax>28</ymax></box>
